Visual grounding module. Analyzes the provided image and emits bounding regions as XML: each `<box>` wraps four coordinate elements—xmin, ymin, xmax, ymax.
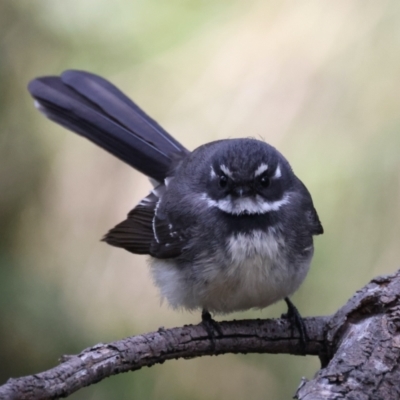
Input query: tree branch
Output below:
<box><xmin>0</xmin><ymin>316</ymin><xmax>327</xmax><ymax>400</ymax></box>
<box><xmin>295</xmin><ymin>272</ymin><xmax>400</xmax><ymax>399</ymax></box>
<box><xmin>2</xmin><ymin>269</ymin><xmax>400</xmax><ymax>400</ymax></box>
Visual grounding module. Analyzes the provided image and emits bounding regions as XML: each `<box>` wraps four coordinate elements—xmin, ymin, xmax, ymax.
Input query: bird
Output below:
<box><xmin>28</xmin><ymin>70</ymin><xmax>323</xmax><ymax>340</ymax></box>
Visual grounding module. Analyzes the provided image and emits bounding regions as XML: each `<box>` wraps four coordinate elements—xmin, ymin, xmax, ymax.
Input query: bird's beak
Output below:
<box><xmin>232</xmin><ymin>185</ymin><xmax>253</xmax><ymax>198</ymax></box>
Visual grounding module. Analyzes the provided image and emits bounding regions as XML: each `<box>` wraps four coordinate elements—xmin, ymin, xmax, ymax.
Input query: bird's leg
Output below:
<box><xmin>282</xmin><ymin>297</ymin><xmax>308</xmax><ymax>351</ymax></box>
<box><xmin>201</xmin><ymin>309</ymin><xmax>223</xmax><ymax>349</ymax></box>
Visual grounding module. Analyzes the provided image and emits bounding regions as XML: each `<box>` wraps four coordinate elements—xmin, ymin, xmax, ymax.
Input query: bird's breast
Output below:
<box><xmin>206</xmin><ymin>229</ymin><xmax>293</xmax><ymax>312</ymax></box>
<box><xmin>150</xmin><ymin>228</ymin><xmax>312</xmax><ymax>314</ymax></box>
<box><xmin>226</xmin><ymin>229</ymin><xmax>284</xmax><ymax>268</ymax></box>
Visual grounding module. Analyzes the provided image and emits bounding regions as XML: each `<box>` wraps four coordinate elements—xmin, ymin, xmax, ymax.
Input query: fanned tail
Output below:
<box><xmin>28</xmin><ymin>70</ymin><xmax>188</xmax><ymax>181</ymax></box>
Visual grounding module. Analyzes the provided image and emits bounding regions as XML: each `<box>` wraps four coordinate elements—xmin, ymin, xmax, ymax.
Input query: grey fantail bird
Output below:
<box><xmin>28</xmin><ymin>70</ymin><xmax>323</xmax><ymax>337</ymax></box>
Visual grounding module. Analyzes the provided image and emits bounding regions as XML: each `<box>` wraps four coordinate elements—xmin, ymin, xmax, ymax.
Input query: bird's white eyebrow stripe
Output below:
<box><xmin>254</xmin><ymin>163</ymin><xmax>269</xmax><ymax>177</ymax></box>
<box><xmin>220</xmin><ymin>164</ymin><xmax>233</xmax><ymax>178</ymax></box>
<box><xmin>273</xmin><ymin>164</ymin><xmax>281</xmax><ymax>179</ymax></box>
<box><xmin>210</xmin><ymin>166</ymin><xmax>217</xmax><ymax>179</ymax></box>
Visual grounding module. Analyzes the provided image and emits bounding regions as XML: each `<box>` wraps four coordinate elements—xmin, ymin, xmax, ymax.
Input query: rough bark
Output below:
<box><xmin>2</xmin><ymin>270</ymin><xmax>400</xmax><ymax>400</ymax></box>
<box><xmin>295</xmin><ymin>273</ymin><xmax>400</xmax><ymax>400</ymax></box>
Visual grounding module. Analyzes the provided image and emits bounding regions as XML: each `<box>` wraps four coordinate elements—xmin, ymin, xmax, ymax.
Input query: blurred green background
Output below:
<box><xmin>1</xmin><ymin>0</ymin><xmax>400</xmax><ymax>399</ymax></box>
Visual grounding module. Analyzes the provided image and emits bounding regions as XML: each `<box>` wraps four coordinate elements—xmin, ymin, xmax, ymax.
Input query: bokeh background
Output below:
<box><xmin>1</xmin><ymin>0</ymin><xmax>400</xmax><ymax>399</ymax></box>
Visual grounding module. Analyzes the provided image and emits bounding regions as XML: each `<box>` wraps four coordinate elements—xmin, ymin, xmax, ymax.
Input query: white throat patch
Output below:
<box><xmin>220</xmin><ymin>164</ymin><xmax>233</xmax><ymax>178</ymax></box>
<box><xmin>200</xmin><ymin>193</ymin><xmax>291</xmax><ymax>215</ymax></box>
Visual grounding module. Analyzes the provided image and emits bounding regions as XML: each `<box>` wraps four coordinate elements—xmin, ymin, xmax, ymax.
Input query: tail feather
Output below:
<box><xmin>28</xmin><ymin>70</ymin><xmax>188</xmax><ymax>181</ymax></box>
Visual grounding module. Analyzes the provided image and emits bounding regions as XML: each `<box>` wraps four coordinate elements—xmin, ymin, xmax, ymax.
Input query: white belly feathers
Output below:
<box><xmin>150</xmin><ymin>229</ymin><xmax>312</xmax><ymax>314</ymax></box>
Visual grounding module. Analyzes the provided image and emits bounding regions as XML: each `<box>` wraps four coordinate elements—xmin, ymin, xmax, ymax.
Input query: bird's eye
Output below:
<box><xmin>219</xmin><ymin>175</ymin><xmax>228</xmax><ymax>188</ymax></box>
<box><xmin>259</xmin><ymin>174</ymin><xmax>270</xmax><ymax>188</ymax></box>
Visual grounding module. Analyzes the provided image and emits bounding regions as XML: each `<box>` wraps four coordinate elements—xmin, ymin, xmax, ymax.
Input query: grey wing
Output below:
<box><xmin>102</xmin><ymin>191</ymin><xmax>157</xmax><ymax>254</ymax></box>
<box><xmin>306</xmin><ymin>206</ymin><xmax>324</xmax><ymax>235</ymax></box>
<box><xmin>296</xmin><ymin>179</ymin><xmax>323</xmax><ymax>236</ymax></box>
<box><xmin>103</xmin><ymin>185</ymin><xmax>187</xmax><ymax>258</ymax></box>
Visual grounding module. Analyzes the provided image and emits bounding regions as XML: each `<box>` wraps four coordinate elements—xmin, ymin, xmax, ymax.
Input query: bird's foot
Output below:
<box><xmin>282</xmin><ymin>297</ymin><xmax>308</xmax><ymax>354</ymax></box>
<box><xmin>201</xmin><ymin>309</ymin><xmax>223</xmax><ymax>350</ymax></box>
